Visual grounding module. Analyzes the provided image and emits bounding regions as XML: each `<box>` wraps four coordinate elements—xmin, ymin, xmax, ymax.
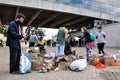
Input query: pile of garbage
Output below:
<box><xmin>26</xmin><ymin>47</ymin><xmax>87</xmax><ymax>73</ymax></box>
<box><xmin>88</xmin><ymin>50</ymin><xmax>120</xmax><ymax>68</ymax></box>
<box><xmin>21</xmin><ymin>47</ymin><xmax>120</xmax><ymax>74</ymax></box>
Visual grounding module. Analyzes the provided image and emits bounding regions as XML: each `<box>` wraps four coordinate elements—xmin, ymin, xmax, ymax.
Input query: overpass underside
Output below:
<box><xmin>0</xmin><ymin>4</ymin><xmax>91</xmax><ymax>29</ymax></box>
<box><xmin>0</xmin><ymin>0</ymin><xmax>119</xmax><ymax>29</ymax></box>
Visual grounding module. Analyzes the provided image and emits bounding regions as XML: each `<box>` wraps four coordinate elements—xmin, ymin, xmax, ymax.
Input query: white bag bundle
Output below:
<box><xmin>70</xmin><ymin>58</ymin><xmax>87</xmax><ymax>71</ymax></box>
<box><xmin>19</xmin><ymin>53</ymin><xmax>31</xmax><ymax>74</ymax></box>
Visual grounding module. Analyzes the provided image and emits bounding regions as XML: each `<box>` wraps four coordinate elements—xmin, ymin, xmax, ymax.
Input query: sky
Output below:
<box><xmin>42</xmin><ymin>28</ymin><xmax>58</xmax><ymax>40</ymax></box>
<box><xmin>52</xmin><ymin>0</ymin><xmax>120</xmax><ymax>16</ymax></box>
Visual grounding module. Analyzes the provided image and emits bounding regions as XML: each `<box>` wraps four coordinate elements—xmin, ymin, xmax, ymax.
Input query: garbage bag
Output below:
<box><xmin>69</xmin><ymin>59</ymin><xmax>87</xmax><ymax>71</ymax></box>
<box><xmin>19</xmin><ymin>53</ymin><xmax>31</xmax><ymax>74</ymax></box>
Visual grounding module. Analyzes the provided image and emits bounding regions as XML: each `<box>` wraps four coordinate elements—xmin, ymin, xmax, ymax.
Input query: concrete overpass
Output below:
<box><xmin>0</xmin><ymin>0</ymin><xmax>120</xmax><ymax>29</ymax></box>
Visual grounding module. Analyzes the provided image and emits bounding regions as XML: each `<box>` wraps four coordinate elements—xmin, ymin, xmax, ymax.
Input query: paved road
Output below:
<box><xmin>0</xmin><ymin>46</ymin><xmax>119</xmax><ymax>80</ymax></box>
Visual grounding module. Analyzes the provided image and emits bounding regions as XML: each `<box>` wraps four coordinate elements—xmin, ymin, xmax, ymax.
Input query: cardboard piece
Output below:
<box><xmin>104</xmin><ymin>56</ymin><xmax>114</xmax><ymax>66</ymax></box>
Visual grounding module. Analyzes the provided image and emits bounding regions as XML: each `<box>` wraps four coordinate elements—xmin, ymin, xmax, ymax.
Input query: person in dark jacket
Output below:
<box><xmin>6</xmin><ymin>13</ymin><xmax>26</xmax><ymax>74</ymax></box>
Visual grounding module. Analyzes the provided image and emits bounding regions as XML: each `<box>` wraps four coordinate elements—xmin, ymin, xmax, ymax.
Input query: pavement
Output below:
<box><xmin>0</xmin><ymin>46</ymin><xmax>120</xmax><ymax>80</ymax></box>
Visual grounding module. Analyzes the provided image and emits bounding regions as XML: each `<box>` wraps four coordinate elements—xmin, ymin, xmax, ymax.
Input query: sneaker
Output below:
<box><xmin>99</xmin><ymin>54</ymin><xmax>103</xmax><ymax>57</ymax></box>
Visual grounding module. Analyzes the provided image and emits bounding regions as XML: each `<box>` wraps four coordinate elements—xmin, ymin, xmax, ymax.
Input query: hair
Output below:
<box><xmin>64</xmin><ymin>24</ymin><xmax>71</xmax><ymax>30</ymax></box>
<box><xmin>98</xmin><ymin>27</ymin><xmax>102</xmax><ymax>29</ymax></box>
<box><xmin>40</xmin><ymin>36</ymin><xmax>43</xmax><ymax>40</ymax></box>
<box><xmin>16</xmin><ymin>13</ymin><xmax>26</xmax><ymax>19</ymax></box>
<box><xmin>81</xmin><ymin>26</ymin><xmax>87</xmax><ymax>33</ymax></box>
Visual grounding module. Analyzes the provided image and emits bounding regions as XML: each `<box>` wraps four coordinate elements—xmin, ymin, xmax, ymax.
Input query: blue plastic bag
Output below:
<box><xmin>19</xmin><ymin>53</ymin><xmax>31</xmax><ymax>74</ymax></box>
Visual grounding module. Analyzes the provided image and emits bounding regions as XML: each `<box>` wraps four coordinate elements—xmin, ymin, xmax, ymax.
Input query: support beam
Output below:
<box><xmin>15</xmin><ymin>7</ymin><xmax>19</xmax><ymax>19</ymax></box>
<box><xmin>27</xmin><ymin>10</ymin><xmax>42</xmax><ymax>27</ymax></box>
<box><xmin>38</xmin><ymin>13</ymin><xmax>61</xmax><ymax>27</ymax></box>
<box><xmin>50</xmin><ymin>15</ymin><xmax>78</xmax><ymax>28</ymax></box>
<box><xmin>67</xmin><ymin>17</ymin><xmax>89</xmax><ymax>25</ymax></box>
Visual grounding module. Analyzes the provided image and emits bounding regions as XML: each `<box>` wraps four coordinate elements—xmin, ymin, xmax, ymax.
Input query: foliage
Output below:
<box><xmin>25</xmin><ymin>27</ymin><xmax>46</xmax><ymax>40</ymax></box>
<box><xmin>0</xmin><ymin>25</ymin><xmax>4</xmax><ymax>34</ymax></box>
<box><xmin>0</xmin><ymin>25</ymin><xmax>8</xmax><ymax>37</ymax></box>
<box><xmin>35</xmin><ymin>28</ymin><xmax>45</xmax><ymax>37</ymax></box>
<box><xmin>3</xmin><ymin>29</ymin><xmax>8</xmax><ymax>37</ymax></box>
<box><xmin>25</xmin><ymin>27</ymin><xmax>31</xmax><ymax>41</ymax></box>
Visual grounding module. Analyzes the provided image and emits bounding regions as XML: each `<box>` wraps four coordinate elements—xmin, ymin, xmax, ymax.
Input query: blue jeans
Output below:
<box><xmin>56</xmin><ymin>44</ymin><xmax>65</xmax><ymax>57</ymax></box>
<box><xmin>86</xmin><ymin>46</ymin><xmax>93</xmax><ymax>60</ymax></box>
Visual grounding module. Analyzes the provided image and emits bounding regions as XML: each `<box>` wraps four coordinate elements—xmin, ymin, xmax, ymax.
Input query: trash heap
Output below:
<box><xmin>26</xmin><ymin>47</ymin><xmax>120</xmax><ymax>73</ymax></box>
<box><xmin>88</xmin><ymin>51</ymin><xmax>120</xmax><ymax>68</ymax></box>
<box><xmin>26</xmin><ymin>47</ymin><xmax>87</xmax><ymax>73</ymax></box>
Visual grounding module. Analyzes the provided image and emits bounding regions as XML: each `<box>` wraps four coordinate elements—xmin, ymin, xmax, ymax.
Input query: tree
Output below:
<box><xmin>0</xmin><ymin>25</ymin><xmax>8</xmax><ymax>37</ymax></box>
<box><xmin>25</xmin><ymin>27</ymin><xmax>46</xmax><ymax>40</ymax></box>
<box><xmin>35</xmin><ymin>28</ymin><xmax>45</xmax><ymax>37</ymax></box>
<box><xmin>0</xmin><ymin>25</ymin><xmax>4</xmax><ymax>34</ymax></box>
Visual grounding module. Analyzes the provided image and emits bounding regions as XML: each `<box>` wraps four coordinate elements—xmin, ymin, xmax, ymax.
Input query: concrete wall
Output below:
<box><xmin>0</xmin><ymin>0</ymin><xmax>120</xmax><ymax>21</ymax></box>
<box><xmin>71</xmin><ymin>23</ymin><xmax>120</xmax><ymax>48</ymax></box>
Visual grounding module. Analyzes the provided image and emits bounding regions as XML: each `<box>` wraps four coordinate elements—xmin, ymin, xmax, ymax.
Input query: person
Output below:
<box><xmin>95</xmin><ymin>27</ymin><xmax>106</xmax><ymax>56</ymax></box>
<box><xmin>29</xmin><ymin>30</ymin><xmax>38</xmax><ymax>47</ymax></box>
<box><xmin>38</xmin><ymin>36</ymin><xmax>45</xmax><ymax>46</ymax></box>
<box><xmin>6</xmin><ymin>13</ymin><xmax>26</xmax><ymax>74</ymax></box>
<box><xmin>80</xmin><ymin>27</ymin><xmax>94</xmax><ymax>60</ymax></box>
<box><xmin>64</xmin><ymin>42</ymin><xmax>75</xmax><ymax>55</ymax></box>
<box><xmin>56</xmin><ymin>25</ymin><xmax>69</xmax><ymax>57</ymax></box>
<box><xmin>36</xmin><ymin>36</ymin><xmax>45</xmax><ymax>53</ymax></box>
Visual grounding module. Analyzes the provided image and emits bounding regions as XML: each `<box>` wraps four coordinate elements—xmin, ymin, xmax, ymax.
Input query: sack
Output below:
<box><xmin>89</xmin><ymin>32</ymin><xmax>95</xmax><ymax>41</ymax></box>
<box><xmin>31</xmin><ymin>56</ymin><xmax>43</xmax><ymax>70</ymax></box>
<box><xmin>69</xmin><ymin>59</ymin><xmax>87</xmax><ymax>71</ymax></box>
<box><xmin>19</xmin><ymin>53</ymin><xmax>31</xmax><ymax>74</ymax></box>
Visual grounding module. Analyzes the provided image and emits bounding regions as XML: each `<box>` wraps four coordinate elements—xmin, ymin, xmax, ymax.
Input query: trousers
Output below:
<box><xmin>9</xmin><ymin>47</ymin><xmax>21</xmax><ymax>73</ymax></box>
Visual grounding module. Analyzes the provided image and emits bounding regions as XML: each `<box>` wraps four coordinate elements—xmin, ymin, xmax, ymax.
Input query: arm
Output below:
<box><xmin>103</xmin><ymin>32</ymin><xmax>106</xmax><ymax>42</ymax></box>
<box><xmin>95</xmin><ymin>33</ymin><xmax>98</xmax><ymax>43</ymax></box>
<box><xmin>64</xmin><ymin>28</ymin><xmax>69</xmax><ymax>39</ymax></box>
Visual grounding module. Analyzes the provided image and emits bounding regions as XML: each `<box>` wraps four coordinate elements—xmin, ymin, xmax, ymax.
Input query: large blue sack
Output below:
<box><xmin>19</xmin><ymin>53</ymin><xmax>31</xmax><ymax>74</ymax></box>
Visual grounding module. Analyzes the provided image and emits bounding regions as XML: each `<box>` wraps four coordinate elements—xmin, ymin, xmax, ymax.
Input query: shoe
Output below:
<box><xmin>11</xmin><ymin>71</ymin><xmax>19</xmax><ymax>74</ymax></box>
<box><xmin>103</xmin><ymin>53</ymin><xmax>107</xmax><ymax>56</ymax></box>
<box><xmin>99</xmin><ymin>54</ymin><xmax>103</xmax><ymax>57</ymax></box>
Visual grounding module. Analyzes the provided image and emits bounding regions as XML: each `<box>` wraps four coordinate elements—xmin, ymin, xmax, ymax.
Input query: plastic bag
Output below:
<box><xmin>69</xmin><ymin>58</ymin><xmax>87</xmax><ymax>71</ymax></box>
<box><xmin>19</xmin><ymin>53</ymin><xmax>31</xmax><ymax>74</ymax></box>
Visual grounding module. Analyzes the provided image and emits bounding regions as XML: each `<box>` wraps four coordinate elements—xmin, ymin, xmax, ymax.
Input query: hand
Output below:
<box><xmin>95</xmin><ymin>41</ymin><xmax>98</xmax><ymax>44</ymax></box>
<box><xmin>19</xmin><ymin>38</ymin><xmax>25</xmax><ymax>42</ymax></box>
<box><xmin>104</xmin><ymin>41</ymin><xmax>106</xmax><ymax>43</ymax></box>
<box><xmin>68</xmin><ymin>34</ymin><xmax>70</xmax><ymax>37</ymax></box>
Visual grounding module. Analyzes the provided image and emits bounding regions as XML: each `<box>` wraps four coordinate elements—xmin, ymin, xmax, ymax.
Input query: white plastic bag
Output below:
<box><xmin>70</xmin><ymin>58</ymin><xmax>87</xmax><ymax>71</ymax></box>
<box><xmin>19</xmin><ymin>53</ymin><xmax>31</xmax><ymax>74</ymax></box>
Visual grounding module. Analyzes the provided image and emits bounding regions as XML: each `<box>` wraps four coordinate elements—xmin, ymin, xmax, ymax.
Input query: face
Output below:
<box><xmin>98</xmin><ymin>28</ymin><xmax>102</xmax><ymax>32</ymax></box>
<box><xmin>18</xmin><ymin>17</ymin><xmax>24</xmax><ymax>23</ymax></box>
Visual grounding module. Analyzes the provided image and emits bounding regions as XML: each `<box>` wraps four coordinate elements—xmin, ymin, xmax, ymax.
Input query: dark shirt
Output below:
<box><xmin>81</xmin><ymin>32</ymin><xmax>93</xmax><ymax>44</ymax></box>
